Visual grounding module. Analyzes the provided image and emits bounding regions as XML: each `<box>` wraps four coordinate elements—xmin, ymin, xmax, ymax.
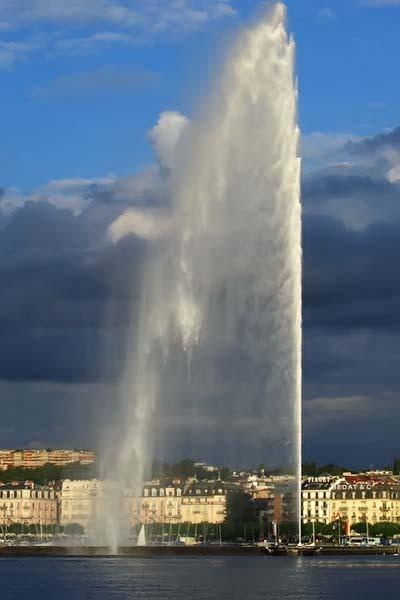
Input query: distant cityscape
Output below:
<box><xmin>1</xmin><ymin>449</ymin><xmax>400</xmax><ymax>545</ymax></box>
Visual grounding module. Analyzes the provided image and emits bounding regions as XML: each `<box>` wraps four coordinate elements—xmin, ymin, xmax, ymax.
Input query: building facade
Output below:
<box><xmin>179</xmin><ymin>482</ymin><xmax>231</xmax><ymax>524</ymax></box>
<box><xmin>302</xmin><ymin>476</ymin><xmax>341</xmax><ymax>525</ymax></box>
<box><xmin>0</xmin><ymin>449</ymin><xmax>96</xmax><ymax>470</ymax></box>
<box><xmin>0</xmin><ymin>482</ymin><xmax>58</xmax><ymax>526</ymax></box>
<box><xmin>136</xmin><ymin>481</ymin><xmax>234</xmax><ymax>525</ymax></box>
<box><xmin>61</xmin><ymin>479</ymin><xmax>235</xmax><ymax>531</ymax></box>
<box><xmin>137</xmin><ymin>482</ymin><xmax>183</xmax><ymax>524</ymax></box>
<box><xmin>60</xmin><ymin>479</ymin><xmax>99</xmax><ymax>529</ymax></box>
<box><xmin>302</xmin><ymin>474</ymin><xmax>400</xmax><ymax>527</ymax></box>
<box><xmin>330</xmin><ymin>475</ymin><xmax>400</xmax><ymax>526</ymax></box>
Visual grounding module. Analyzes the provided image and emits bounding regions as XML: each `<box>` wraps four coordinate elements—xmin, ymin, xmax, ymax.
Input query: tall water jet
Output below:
<box><xmin>101</xmin><ymin>1</ymin><xmax>302</xmax><ymax>549</ymax></box>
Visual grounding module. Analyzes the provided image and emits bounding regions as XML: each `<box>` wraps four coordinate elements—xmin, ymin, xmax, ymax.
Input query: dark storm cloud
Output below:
<box><xmin>302</xmin><ymin>174</ymin><xmax>400</xmax><ymax>228</ymax></box>
<box><xmin>0</xmin><ymin>193</ymin><xmax>148</xmax><ymax>382</ymax></box>
<box><xmin>2</xmin><ymin>164</ymin><xmax>400</xmax><ymax>384</ymax></box>
<box><xmin>302</xmin><ymin>214</ymin><xmax>400</xmax><ymax>329</ymax></box>
<box><xmin>303</xmin><ymin>174</ymin><xmax>396</xmax><ymax>201</ymax></box>
<box><xmin>346</xmin><ymin>125</ymin><xmax>400</xmax><ymax>154</ymax></box>
<box><xmin>298</xmin><ymin>129</ymin><xmax>400</xmax><ymax>466</ymax></box>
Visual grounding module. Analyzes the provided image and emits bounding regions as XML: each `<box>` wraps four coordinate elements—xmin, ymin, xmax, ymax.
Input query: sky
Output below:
<box><xmin>1</xmin><ymin>0</ymin><xmax>400</xmax><ymax>469</ymax></box>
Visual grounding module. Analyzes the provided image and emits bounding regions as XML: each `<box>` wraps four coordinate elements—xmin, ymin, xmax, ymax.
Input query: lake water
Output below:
<box><xmin>0</xmin><ymin>556</ymin><xmax>399</xmax><ymax>599</ymax></box>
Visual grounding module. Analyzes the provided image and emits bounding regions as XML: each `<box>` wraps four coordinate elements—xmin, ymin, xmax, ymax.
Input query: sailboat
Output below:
<box><xmin>137</xmin><ymin>524</ymin><xmax>146</xmax><ymax>546</ymax></box>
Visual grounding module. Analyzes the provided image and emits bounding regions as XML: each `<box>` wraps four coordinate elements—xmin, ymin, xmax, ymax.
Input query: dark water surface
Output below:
<box><xmin>0</xmin><ymin>556</ymin><xmax>399</xmax><ymax>599</ymax></box>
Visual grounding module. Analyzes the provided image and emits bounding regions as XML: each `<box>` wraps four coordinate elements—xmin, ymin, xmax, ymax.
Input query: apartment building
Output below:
<box><xmin>302</xmin><ymin>474</ymin><xmax>400</xmax><ymax>527</ymax></box>
<box><xmin>60</xmin><ymin>479</ymin><xmax>236</xmax><ymax>531</ymax></box>
<box><xmin>60</xmin><ymin>479</ymin><xmax>99</xmax><ymax>529</ymax></box>
<box><xmin>136</xmin><ymin>480</ymin><xmax>235</xmax><ymax>525</ymax></box>
<box><xmin>331</xmin><ymin>474</ymin><xmax>400</xmax><ymax>526</ymax></box>
<box><xmin>0</xmin><ymin>449</ymin><xmax>96</xmax><ymax>470</ymax></box>
<box><xmin>0</xmin><ymin>482</ymin><xmax>58</xmax><ymax>526</ymax></box>
<box><xmin>179</xmin><ymin>482</ymin><xmax>233</xmax><ymax>524</ymax></box>
<box><xmin>302</xmin><ymin>476</ymin><xmax>341</xmax><ymax>525</ymax></box>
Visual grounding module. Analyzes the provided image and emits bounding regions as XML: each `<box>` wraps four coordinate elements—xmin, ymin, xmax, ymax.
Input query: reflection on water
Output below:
<box><xmin>0</xmin><ymin>556</ymin><xmax>399</xmax><ymax>600</ymax></box>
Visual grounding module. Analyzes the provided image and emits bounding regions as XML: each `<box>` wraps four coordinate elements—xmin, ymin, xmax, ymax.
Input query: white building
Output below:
<box><xmin>302</xmin><ymin>476</ymin><xmax>342</xmax><ymax>524</ymax></box>
<box><xmin>61</xmin><ymin>479</ymin><xmax>100</xmax><ymax>529</ymax></box>
<box><xmin>0</xmin><ymin>482</ymin><xmax>58</xmax><ymax>526</ymax></box>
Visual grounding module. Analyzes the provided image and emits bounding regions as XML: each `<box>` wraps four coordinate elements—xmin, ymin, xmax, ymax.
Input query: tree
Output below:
<box><xmin>350</xmin><ymin>522</ymin><xmax>370</xmax><ymax>535</ymax></box>
<box><xmin>302</xmin><ymin>521</ymin><xmax>335</xmax><ymax>537</ymax></box>
<box><xmin>226</xmin><ymin>490</ymin><xmax>257</xmax><ymax>524</ymax></box>
<box><xmin>222</xmin><ymin>491</ymin><xmax>258</xmax><ymax>541</ymax></box>
<box><xmin>279</xmin><ymin>521</ymin><xmax>298</xmax><ymax>540</ymax></box>
<box><xmin>172</xmin><ymin>459</ymin><xmax>195</xmax><ymax>478</ymax></box>
<box><xmin>64</xmin><ymin>523</ymin><xmax>84</xmax><ymax>535</ymax></box>
<box><xmin>370</xmin><ymin>521</ymin><xmax>400</xmax><ymax>538</ymax></box>
<box><xmin>302</xmin><ymin>462</ymin><xmax>318</xmax><ymax>476</ymax></box>
<box><xmin>301</xmin><ymin>462</ymin><xmax>349</xmax><ymax>477</ymax></box>
<box><xmin>0</xmin><ymin>462</ymin><xmax>96</xmax><ymax>485</ymax></box>
<box><xmin>393</xmin><ymin>458</ymin><xmax>400</xmax><ymax>476</ymax></box>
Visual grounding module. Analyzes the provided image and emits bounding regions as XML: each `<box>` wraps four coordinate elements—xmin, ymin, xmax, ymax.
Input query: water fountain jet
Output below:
<box><xmin>99</xmin><ymin>1</ymin><xmax>302</xmax><ymax>550</ymax></box>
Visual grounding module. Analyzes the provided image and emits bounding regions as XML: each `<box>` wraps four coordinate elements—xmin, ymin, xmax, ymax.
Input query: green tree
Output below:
<box><xmin>302</xmin><ymin>462</ymin><xmax>318</xmax><ymax>476</ymax></box>
<box><xmin>0</xmin><ymin>462</ymin><xmax>96</xmax><ymax>485</ymax></box>
<box><xmin>301</xmin><ymin>462</ymin><xmax>349</xmax><ymax>477</ymax></box>
<box><xmin>226</xmin><ymin>490</ymin><xmax>257</xmax><ymax>524</ymax></box>
<box><xmin>370</xmin><ymin>521</ymin><xmax>400</xmax><ymax>538</ymax></box>
<box><xmin>222</xmin><ymin>491</ymin><xmax>258</xmax><ymax>541</ymax></box>
<box><xmin>173</xmin><ymin>459</ymin><xmax>195</xmax><ymax>478</ymax></box>
<box><xmin>393</xmin><ymin>458</ymin><xmax>400</xmax><ymax>475</ymax></box>
<box><xmin>350</xmin><ymin>521</ymin><xmax>370</xmax><ymax>535</ymax></box>
<box><xmin>64</xmin><ymin>523</ymin><xmax>84</xmax><ymax>535</ymax></box>
<box><xmin>301</xmin><ymin>521</ymin><xmax>336</xmax><ymax>537</ymax></box>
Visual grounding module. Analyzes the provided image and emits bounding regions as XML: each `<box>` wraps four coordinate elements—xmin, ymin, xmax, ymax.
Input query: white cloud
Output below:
<box><xmin>0</xmin><ymin>108</ymin><xmax>184</xmax><ymax>224</ymax></box>
<box><xmin>106</xmin><ymin>111</ymin><xmax>191</xmax><ymax>242</ymax></box>
<box><xmin>107</xmin><ymin>208</ymin><xmax>170</xmax><ymax>242</ymax></box>
<box><xmin>148</xmin><ymin>111</ymin><xmax>190</xmax><ymax>173</ymax></box>
<box><xmin>301</xmin><ymin>131</ymin><xmax>359</xmax><ymax>173</ymax></box>
<box><xmin>111</xmin><ymin>168</ymin><xmax>161</xmax><ymax>200</ymax></box>
<box><xmin>45</xmin><ymin>176</ymin><xmax>116</xmax><ymax>192</ymax></box>
<box><xmin>0</xmin><ymin>176</ymin><xmax>116</xmax><ymax>216</ymax></box>
<box><xmin>54</xmin><ymin>31</ymin><xmax>136</xmax><ymax>53</ymax></box>
<box><xmin>387</xmin><ymin>162</ymin><xmax>400</xmax><ymax>183</ymax></box>
<box><xmin>0</xmin><ymin>1</ymin><xmax>236</xmax><ymax>41</ymax></box>
<box><xmin>0</xmin><ymin>2</ymin><xmax>236</xmax><ymax>67</ymax></box>
<box><xmin>302</xmin><ymin>132</ymin><xmax>355</xmax><ymax>160</ymax></box>
<box><xmin>0</xmin><ymin>40</ymin><xmax>36</xmax><ymax>68</ymax></box>
<box><xmin>0</xmin><ymin>0</ymin><xmax>138</xmax><ymax>27</ymax></box>
<box><xmin>0</xmin><ymin>1</ymin><xmax>236</xmax><ymax>73</ymax></box>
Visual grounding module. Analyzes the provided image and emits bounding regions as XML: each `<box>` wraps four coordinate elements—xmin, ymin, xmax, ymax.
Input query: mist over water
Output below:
<box><xmin>97</xmin><ymin>2</ymin><xmax>302</xmax><ymax>549</ymax></box>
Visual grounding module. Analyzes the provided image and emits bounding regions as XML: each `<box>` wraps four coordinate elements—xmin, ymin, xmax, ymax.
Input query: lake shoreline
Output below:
<box><xmin>0</xmin><ymin>545</ymin><xmax>399</xmax><ymax>557</ymax></box>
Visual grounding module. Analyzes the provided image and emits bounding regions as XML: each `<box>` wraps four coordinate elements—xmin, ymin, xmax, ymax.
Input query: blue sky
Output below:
<box><xmin>1</xmin><ymin>0</ymin><xmax>400</xmax><ymax>191</ymax></box>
